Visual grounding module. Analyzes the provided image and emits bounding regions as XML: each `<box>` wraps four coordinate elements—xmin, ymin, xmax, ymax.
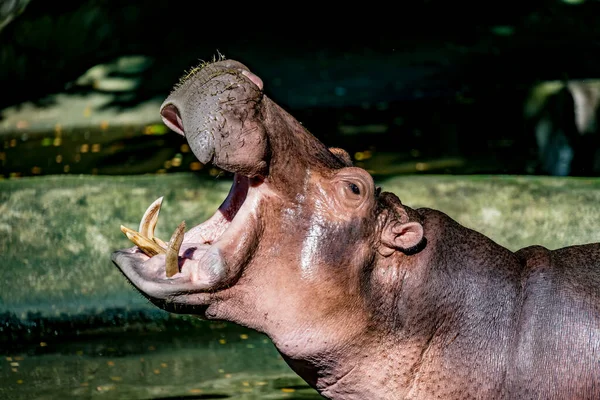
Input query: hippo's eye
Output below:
<box><xmin>341</xmin><ymin>180</ymin><xmax>365</xmax><ymax>201</ymax></box>
<box><xmin>332</xmin><ymin>167</ymin><xmax>375</xmax><ymax>213</ymax></box>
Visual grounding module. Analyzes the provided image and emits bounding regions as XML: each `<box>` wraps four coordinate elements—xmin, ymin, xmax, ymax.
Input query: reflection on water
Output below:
<box><xmin>0</xmin><ymin>124</ymin><xmax>205</xmax><ymax>178</ymax></box>
<box><xmin>0</xmin><ymin>322</ymin><xmax>322</xmax><ymax>399</ymax></box>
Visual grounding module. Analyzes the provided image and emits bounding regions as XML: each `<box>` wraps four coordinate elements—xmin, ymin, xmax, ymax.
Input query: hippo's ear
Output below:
<box><xmin>329</xmin><ymin>147</ymin><xmax>353</xmax><ymax>167</ymax></box>
<box><xmin>380</xmin><ymin>220</ymin><xmax>424</xmax><ymax>256</ymax></box>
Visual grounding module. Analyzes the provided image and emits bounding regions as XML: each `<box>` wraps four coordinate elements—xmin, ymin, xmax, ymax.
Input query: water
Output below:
<box><xmin>0</xmin><ymin>322</ymin><xmax>322</xmax><ymax>399</ymax></box>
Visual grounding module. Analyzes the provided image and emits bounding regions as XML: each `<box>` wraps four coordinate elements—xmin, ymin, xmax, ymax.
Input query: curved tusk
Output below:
<box><xmin>166</xmin><ymin>221</ymin><xmax>186</xmax><ymax>278</ymax></box>
<box><xmin>139</xmin><ymin>197</ymin><xmax>164</xmax><ymax>241</ymax></box>
<box><xmin>121</xmin><ymin>225</ymin><xmax>166</xmax><ymax>257</ymax></box>
<box><xmin>153</xmin><ymin>237</ymin><xmax>168</xmax><ymax>249</ymax></box>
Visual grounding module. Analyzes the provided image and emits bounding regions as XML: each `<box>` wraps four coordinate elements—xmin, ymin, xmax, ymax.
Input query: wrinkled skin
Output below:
<box><xmin>112</xmin><ymin>59</ymin><xmax>600</xmax><ymax>399</ymax></box>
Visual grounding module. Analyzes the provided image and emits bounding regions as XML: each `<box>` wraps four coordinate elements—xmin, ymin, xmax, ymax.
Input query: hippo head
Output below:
<box><xmin>111</xmin><ymin>58</ymin><xmax>426</xmax><ymax>390</ymax></box>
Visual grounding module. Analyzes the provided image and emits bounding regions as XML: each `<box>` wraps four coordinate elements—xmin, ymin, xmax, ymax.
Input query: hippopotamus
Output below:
<box><xmin>112</xmin><ymin>58</ymin><xmax>600</xmax><ymax>399</ymax></box>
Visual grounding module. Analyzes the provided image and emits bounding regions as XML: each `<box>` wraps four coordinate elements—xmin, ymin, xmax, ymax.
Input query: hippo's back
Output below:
<box><xmin>507</xmin><ymin>244</ymin><xmax>600</xmax><ymax>398</ymax></box>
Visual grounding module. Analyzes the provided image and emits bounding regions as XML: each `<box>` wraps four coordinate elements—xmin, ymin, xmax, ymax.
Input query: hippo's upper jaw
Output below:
<box><xmin>161</xmin><ymin>59</ymin><xmax>269</xmax><ymax>178</ymax></box>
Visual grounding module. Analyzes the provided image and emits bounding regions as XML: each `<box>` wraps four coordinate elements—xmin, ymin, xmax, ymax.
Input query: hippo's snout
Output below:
<box><xmin>159</xmin><ymin>59</ymin><xmax>268</xmax><ymax>176</ymax></box>
<box><xmin>159</xmin><ymin>59</ymin><xmax>262</xmax><ymax>137</ymax></box>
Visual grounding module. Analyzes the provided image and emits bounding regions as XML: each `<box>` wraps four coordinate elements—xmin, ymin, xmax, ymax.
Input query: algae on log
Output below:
<box><xmin>2</xmin><ymin>173</ymin><xmax>600</xmax><ymax>320</ymax></box>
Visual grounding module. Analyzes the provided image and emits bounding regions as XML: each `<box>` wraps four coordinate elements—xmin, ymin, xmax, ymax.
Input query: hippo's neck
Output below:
<box><xmin>303</xmin><ymin>208</ymin><xmax>523</xmax><ymax>399</ymax></box>
<box><xmin>261</xmin><ymin>98</ymin><xmax>346</xmax><ymax>185</ymax></box>
<box><xmin>280</xmin><ymin>331</ymin><xmax>425</xmax><ymax>399</ymax></box>
<box><xmin>368</xmin><ymin>208</ymin><xmax>523</xmax><ymax>398</ymax></box>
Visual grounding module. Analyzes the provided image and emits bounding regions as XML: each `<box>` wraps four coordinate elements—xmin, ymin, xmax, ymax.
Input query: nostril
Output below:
<box><xmin>241</xmin><ymin>69</ymin><xmax>264</xmax><ymax>91</ymax></box>
<box><xmin>160</xmin><ymin>104</ymin><xmax>185</xmax><ymax>136</ymax></box>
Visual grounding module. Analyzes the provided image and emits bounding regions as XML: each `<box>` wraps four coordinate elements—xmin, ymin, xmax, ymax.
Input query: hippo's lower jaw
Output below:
<box><xmin>111</xmin><ymin>173</ymin><xmax>263</xmax><ymax>310</ymax></box>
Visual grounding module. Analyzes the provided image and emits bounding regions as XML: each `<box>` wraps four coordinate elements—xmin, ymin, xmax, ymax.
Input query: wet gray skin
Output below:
<box><xmin>112</xmin><ymin>59</ymin><xmax>600</xmax><ymax>399</ymax></box>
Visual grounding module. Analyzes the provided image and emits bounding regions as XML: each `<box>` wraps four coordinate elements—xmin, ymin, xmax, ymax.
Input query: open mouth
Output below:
<box><xmin>117</xmin><ymin>172</ymin><xmax>256</xmax><ymax>287</ymax></box>
<box><xmin>113</xmin><ymin>59</ymin><xmax>271</xmax><ymax>299</ymax></box>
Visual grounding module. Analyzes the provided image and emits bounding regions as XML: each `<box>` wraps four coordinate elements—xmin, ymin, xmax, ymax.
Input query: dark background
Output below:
<box><xmin>2</xmin><ymin>0</ymin><xmax>600</xmax><ymax>177</ymax></box>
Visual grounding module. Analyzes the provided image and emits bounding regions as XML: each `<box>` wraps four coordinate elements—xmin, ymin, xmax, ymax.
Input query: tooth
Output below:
<box><xmin>121</xmin><ymin>225</ymin><xmax>166</xmax><ymax>257</ymax></box>
<box><xmin>139</xmin><ymin>197</ymin><xmax>164</xmax><ymax>241</ymax></box>
<box><xmin>166</xmin><ymin>221</ymin><xmax>186</xmax><ymax>278</ymax></box>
